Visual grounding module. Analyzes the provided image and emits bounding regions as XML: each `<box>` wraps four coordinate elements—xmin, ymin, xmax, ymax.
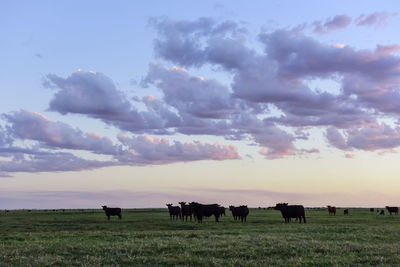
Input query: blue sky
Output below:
<box><xmin>1</xmin><ymin>1</ymin><xmax>400</xmax><ymax>209</ymax></box>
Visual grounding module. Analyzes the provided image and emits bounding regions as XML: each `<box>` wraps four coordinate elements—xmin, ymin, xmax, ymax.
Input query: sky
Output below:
<box><xmin>1</xmin><ymin>1</ymin><xmax>400</xmax><ymax>209</ymax></box>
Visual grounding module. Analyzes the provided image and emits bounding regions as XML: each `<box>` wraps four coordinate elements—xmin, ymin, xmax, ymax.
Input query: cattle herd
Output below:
<box><xmin>166</xmin><ymin>202</ymin><xmax>248</xmax><ymax>223</ymax></box>
<box><xmin>99</xmin><ymin>203</ymin><xmax>399</xmax><ymax>223</ymax></box>
<box><xmin>2</xmin><ymin>204</ymin><xmax>399</xmax><ymax>224</ymax></box>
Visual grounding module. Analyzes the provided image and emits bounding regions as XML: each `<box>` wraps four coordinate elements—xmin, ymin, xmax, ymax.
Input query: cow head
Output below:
<box><xmin>178</xmin><ymin>201</ymin><xmax>186</xmax><ymax>206</ymax></box>
<box><xmin>102</xmin><ymin>205</ymin><xmax>107</xmax><ymax>210</ymax></box>
<box><xmin>274</xmin><ymin>203</ymin><xmax>288</xmax><ymax>211</ymax></box>
<box><xmin>166</xmin><ymin>204</ymin><xmax>172</xmax><ymax>208</ymax></box>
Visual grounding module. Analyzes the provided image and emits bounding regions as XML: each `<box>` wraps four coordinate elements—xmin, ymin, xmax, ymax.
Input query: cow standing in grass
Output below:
<box><xmin>178</xmin><ymin>202</ymin><xmax>193</xmax><ymax>222</ymax></box>
<box><xmin>386</xmin><ymin>206</ymin><xmax>399</xmax><ymax>215</ymax></box>
<box><xmin>327</xmin><ymin>205</ymin><xmax>336</xmax><ymax>216</ymax></box>
<box><xmin>166</xmin><ymin>204</ymin><xmax>181</xmax><ymax>221</ymax></box>
<box><xmin>274</xmin><ymin>203</ymin><xmax>306</xmax><ymax>223</ymax></box>
<box><xmin>229</xmin><ymin>205</ymin><xmax>238</xmax><ymax>221</ymax></box>
<box><xmin>344</xmin><ymin>209</ymin><xmax>349</xmax><ymax>215</ymax></box>
<box><xmin>230</xmin><ymin>205</ymin><xmax>249</xmax><ymax>222</ymax></box>
<box><xmin>217</xmin><ymin>206</ymin><xmax>226</xmax><ymax>217</ymax></box>
<box><xmin>189</xmin><ymin>202</ymin><xmax>220</xmax><ymax>223</ymax></box>
<box><xmin>102</xmin><ymin>206</ymin><xmax>122</xmax><ymax>220</ymax></box>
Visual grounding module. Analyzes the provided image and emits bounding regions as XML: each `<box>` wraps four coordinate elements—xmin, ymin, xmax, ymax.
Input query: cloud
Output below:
<box><xmin>326</xmin><ymin>127</ymin><xmax>348</xmax><ymax>150</ymax></box>
<box><xmin>46</xmin><ymin>71</ymin><xmax>131</xmax><ymax>117</ymax></box>
<box><xmin>45</xmin><ymin>70</ymin><xmax>181</xmax><ymax>133</ymax></box>
<box><xmin>10</xmin><ymin>15</ymin><xmax>400</xmax><ymax>178</ymax></box>
<box><xmin>4</xmin><ymin>110</ymin><xmax>118</xmax><ymax>155</ymax></box>
<box><xmin>0</xmin><ymin>109</ymin><xmax>241</xmax><ymax>176</ymax></box>
<box><xmin>375</xmin><ymin>44</ymin><xmax>400</xmax><ymax>55</ymax></box>
<box><xmin>0</xmin><ymin>151</ymin><xmax>116</xmax><ymax>175</ymax></box>
<box><xmin>259</xmin><ymin>30</ymin><xmax>400</xmax><ymax>80</ymax></box>
<box><xmin>326</xmin><ymin>124</ymin><xmax>400</xmax><ymax>152</ymax></box>
<box><xmin>313</xmin><ymin>15</ymin><xmax>352</xmax><ymax>34</ymax></box>
<box><xmin>143</xmin><ymin>63</ymin><xmax>235</xmax><ymax>119</ymax></box>
<box><xmin>355</xmin><ymin>12</ymin><xmax>397</xmax><ymax>27</ymax></box>
<box><xmin>150</xmin><ymin>17</ymin><xmax>250</xmax><ymax>69</ymax></box>
<box><xmin>117</xmin><ymin>134</ymin><xmax>240</xmax><ymax>164</ymax></box>
<box><xmin>25</xmin><ymin>18</ymin><xmax>400</xmax><ymax>164</ymax></box>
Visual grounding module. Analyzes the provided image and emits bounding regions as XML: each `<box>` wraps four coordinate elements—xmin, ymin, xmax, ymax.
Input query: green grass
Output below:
<box><xmin>0</xmin><ymin>208</ymin><xmax>399</xmax><ymax>266</ymax></box>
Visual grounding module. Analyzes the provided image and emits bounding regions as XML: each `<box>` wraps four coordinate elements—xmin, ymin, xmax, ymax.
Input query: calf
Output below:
<box><xmin>344</xmin><ymin>209</ymin><xmax>349</xmax><ymax>215</ymax></box>
<box><xmin>386</xmin><ymin>206</ymin><xmax>399</xmax><ymax>215</ymax></box>
<box><xmin>274</xmin><ymin>203</ymin><xmax>306</xmax><ymax>223</ymax></box>
<box><xmin>102</xmin><ymin>206</ymin><xmax>122</xmax><ymax>220</ymax></box>
<box><xmin>166</xmin><ymin>204</ymin><xmax>181</xmax><ymax>221</ymax></box>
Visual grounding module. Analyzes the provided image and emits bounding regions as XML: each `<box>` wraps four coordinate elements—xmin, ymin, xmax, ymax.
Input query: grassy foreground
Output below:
<box><xmin>0</xmin><ymin>208</ymin><xmax>399</xmax><ymax>266</ymax></box>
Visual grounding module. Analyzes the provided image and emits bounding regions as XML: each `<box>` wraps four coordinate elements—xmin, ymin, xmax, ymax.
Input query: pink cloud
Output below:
<box><xmin>313</xmin><ymin>15</ymin><xmax>352</xmax><ymax>34</ymax></box>
<box><xmin>355</xmin><ymin>12</ymin><xmax>397</xmax><ymax>27</ymax></box>
<box><xmin>117</xmin><ymin>134</ymin><xmax>240</xmax><ymax>164</ymax></box>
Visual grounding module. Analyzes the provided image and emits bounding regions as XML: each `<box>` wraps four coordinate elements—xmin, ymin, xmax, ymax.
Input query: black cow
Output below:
<box><xmin>344</xmin><ymin>209</ymin><xmax>349</xmax><ymax>215</ymax></box>
<box><xmin>274</xmin><ymin>203</ymin><xmax>306</xmax><ymax>223</ymax></box>
<box><xmin>386</xmin><ymin>206</ymin><xmax>399</xmax><ymax>215</ymax></box>
<box><xmin>229</xmin><ymin>205</ymin><xmax>249</xmax><ymax>222</ymax></box>
<box><xmin>370</xmin><ymin>208</ymin><xmax>374</xmax><ymax>212</ymax></box>
<box><xmin>102</xmin><ymin>206</ymin><xmax>122</xmax><ymax>220</ymax></box>
<box><xmin>189</xmin><ymin>202</ymin><xmax>220</xmax><ymax>223</ymax></box>
<box><xmin>166</xmin><ymin>204</ymin><xmax>181</xmax><ymax>221</ymax></box>
<box><xmin>327</xmin><ymin>205</ymin><xmax>336</xmax><ymax>216</ymax></box>
<box><xmin>380</xmin><ymin>210</ymin><xmax>385</xmax><ymax>215</ymax></box>
<box><xmin>217</xmin><ymin>206</ymin><xmax>226</xmax><ymax>217</ymax></box>
<box><xmin>178</xmin><ymin>202</ymin><xmax>193</xmax><ymax>222</ymax></box>
<box><xmin>229</xmin><ymin>205</ymin><xmax>239</xmax><ymax>220</ymax></box>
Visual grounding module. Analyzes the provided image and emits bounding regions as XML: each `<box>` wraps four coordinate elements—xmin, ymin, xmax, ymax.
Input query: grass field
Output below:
<box><xmin>0</xmin><ymin>207</ymin><xmax>399</xmax><ymax>266</ymax></box>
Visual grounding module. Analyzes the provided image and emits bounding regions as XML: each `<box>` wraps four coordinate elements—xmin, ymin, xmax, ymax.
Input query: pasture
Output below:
<box><xmin>0</xmin><ymin>208</ymin><xmax>399</xmax><ymax>266</ymax></box>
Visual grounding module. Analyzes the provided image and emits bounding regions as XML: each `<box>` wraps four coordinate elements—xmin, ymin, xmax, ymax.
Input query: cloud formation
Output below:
<box><xmin>355</xmin><ymin>12</ymin><xmax>397</xmax><ymax>27</ymax></box>
<box><xmin>313</xmin><ymin>15</ymin><xmax>352</xmax><ymax>34</ymax></box>
<box><xmin>117</xmin><ymin>134</ymin><xmax>240</xmax><ymax>164</ymax></box>
<box><xmin>0</xmin><ymin>109</ymin><xmax>240</xmax><ymax>176</ymax></box>
<box><xmin>148</xmin><ymin>17</ymin><xmax>400</xmax><ymax>155</ymax></box>
<box><xmin>2</xmin><ymin>14</ymin><xmax>400</xmax><ymax>176</ymax></box>
<box><xmin>4</xmin><ymin>110</ymin><xmax>118</xmax><ymax>154</ymax></box>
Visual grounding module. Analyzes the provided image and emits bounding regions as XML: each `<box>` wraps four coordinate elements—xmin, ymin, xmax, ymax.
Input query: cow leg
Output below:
<box><xmin>119</xmin><ymin>214</ymin><xmax>122</xmax><ymax>220</ymax></box>
<box><xmin>107</xmin><ymin>215</ymin><xmax>110</xmax><ymax>220</ymax></box>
